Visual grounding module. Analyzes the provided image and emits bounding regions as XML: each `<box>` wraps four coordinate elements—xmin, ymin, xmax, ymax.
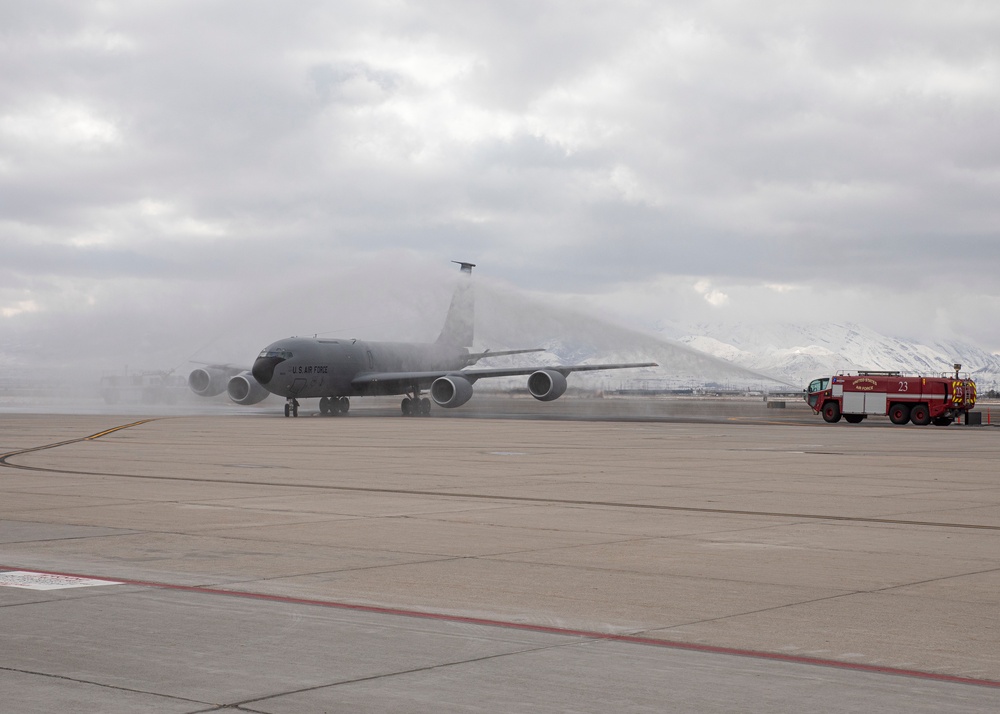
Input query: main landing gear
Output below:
<box><xmin>284</xmin><ymin>398</ymin><xmax>300</xmax><ymax>418</ymax></box>
<box><xmin>319</xmin><ymin>396</ymin><xmax>350</xmax><ymax>416</ymax></box>
<box><xmin>401</xmin><ymin>391</ymin><xmax>431</xmax><ymax>416</ymax></box>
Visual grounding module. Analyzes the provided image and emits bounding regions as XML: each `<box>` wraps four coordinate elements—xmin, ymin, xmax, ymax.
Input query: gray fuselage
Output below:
<box><xmin>251</xmin><ymin>337</ymin><xmax>470</xmax><ymax>399</ymax></box>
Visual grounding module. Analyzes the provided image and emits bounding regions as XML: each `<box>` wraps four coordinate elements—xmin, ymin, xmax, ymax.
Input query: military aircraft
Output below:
<box><xmin>188</xmin><ymin>262</ymin><xmax>657</xmax><ymax>417</ymax></box>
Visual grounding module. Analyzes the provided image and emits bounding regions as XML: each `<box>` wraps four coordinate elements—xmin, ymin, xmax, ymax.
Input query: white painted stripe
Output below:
<box><xmin>0</xmin><ymin>571</ymin><xmax>122</xmax><ymax>590</ymax></box>
<box><xmin>864</xmin><ymin>395</ymin><xmax>946</xmax><ymax>401</ymax></box>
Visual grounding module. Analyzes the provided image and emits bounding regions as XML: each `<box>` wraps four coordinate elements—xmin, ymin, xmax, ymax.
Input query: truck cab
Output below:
<box><xmin>805</xmin><ymin>378</ymin><xmax>830</xmax><ymax>409</ymax></box>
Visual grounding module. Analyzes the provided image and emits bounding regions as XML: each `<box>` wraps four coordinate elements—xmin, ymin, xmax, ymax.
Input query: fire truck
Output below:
<box><xmin>805</xmin><ymin>370</ymin><xmax>976</xmax><ymax>426</ymax></box>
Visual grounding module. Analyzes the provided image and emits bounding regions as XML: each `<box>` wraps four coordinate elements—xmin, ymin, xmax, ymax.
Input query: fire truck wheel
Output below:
<box><xmin>888</xmin><ymin>404</ymin><xmax>910</xmax><ymax>425</ymax></box>
<box><xmin>821</xmin><ymin>402</ymin><xmax>841</xmax><ymax>423</ymax></box>
<box><xmin>844</xmin><ymin>414</ymin><xmax>865</xmax><ymax>424</ymax></box>
<box><xmin>910</xmin><ymin>404</ymin><xmax>931</xmax><ymax>426</ymax></box>
<box><xmin>932</xmin><ymin>416</ymin><xmax>953</xmax><ymax>427</ymax></box>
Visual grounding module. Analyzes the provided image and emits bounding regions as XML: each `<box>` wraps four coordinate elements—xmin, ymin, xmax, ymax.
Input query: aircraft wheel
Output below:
<box><xmin>284</xmin><ymin>403</ymin><xmax>290</xmax><ymax>418</ymax></box>
<box><xmin>319</xmin><ymin>397</ymin><xmax>330</xmax><ymax>415</ymax></box>
<box><xmin>888</xmin><ymin>404</ymin><xmax>910</xmax><ymax>425</ymax></box>
<box><xmin>821</xmin><ymin>402</ymin><xmax>841</xmax><ymax>423</ymax></box>
<box><xmin>292</xmin><ymin>402</ymin><xmax>299</xmax><ymax>418</ymax></box>
<box><xmin>401</xmin><ymin>397</ymin><xmax>412</xmax><ymax>416</ymax></box>
<box><xmin>419</xmin><ymin>398</ymin><xmax>431</xmax><ymax>415</ymax></box>
<box><xmin>910</xmin><ymin>404</ymin><xmax>931</xmax><ymax>426</ymax></box>
<box><xmin>340</xmin><ymin>397</ymin><xmax>350</xmax><ymax>414</ymax></box>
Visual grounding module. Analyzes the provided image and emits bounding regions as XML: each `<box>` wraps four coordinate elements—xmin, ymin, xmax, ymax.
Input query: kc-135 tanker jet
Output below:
<box><xmin>189</xmin><ymin>262</ymin><xmax>657</xmax><ymax>417</ymax></box>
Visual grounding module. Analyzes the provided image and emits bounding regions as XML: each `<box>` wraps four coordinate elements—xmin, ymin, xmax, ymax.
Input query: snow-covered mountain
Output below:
<box><xmin>675</xmin><ymin>322</ymin><xmax>1000</xmax><ymax>391</ymax></box>
<box><xmin>473</xmin><ymin>309</ymin><xmax>1000</xmax><ymax>394</ymax></box>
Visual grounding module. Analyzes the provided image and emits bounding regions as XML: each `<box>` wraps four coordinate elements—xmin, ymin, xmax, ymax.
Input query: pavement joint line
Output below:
<box><xmin>866</xmin><ymin>565</ymin><xmax>1000</xmax><ymax>595</ymax></box>
<box><xmin>4</xmin><ymin>444</ymin><xmax>998</xmax><ymax>532</ymax></box>
<box><xmin>0</xmin><ymin>663</ymin><xmax>213</xmax><ymax>708</ymax></box>
<box><xmin>232</xmin><ymin>640</ymin><xmax>579</xmax><ymax>709</ymax></box>
<box><xmin>0</xmin><ymin>529</ymin><xmax>141</xmax><ymax>546</ymax></box>
<box><xmin>238</xmin><ymin>555</ymin><xmax>468</xmax><ymax>581</ymax></box>
<box><xmin>4</xmin><ymin>565</ymin><xmax>999</xmax><ymax>691</ymax></box>
<box><xmin>6</xmin><ymin>416</ymin><xmax>1000</xmax><ymax>530</ymax></box>
<box><xmin>639</xmin><ymin>582</ymin><xmax>934</xmax><ymax>633</ymax></box>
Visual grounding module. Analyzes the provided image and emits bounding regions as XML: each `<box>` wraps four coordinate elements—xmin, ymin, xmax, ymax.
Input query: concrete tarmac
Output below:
<box><xmin>1</xmin><ymin>398</ymin><xmax>998</xmax><ymax>712</ymax></box>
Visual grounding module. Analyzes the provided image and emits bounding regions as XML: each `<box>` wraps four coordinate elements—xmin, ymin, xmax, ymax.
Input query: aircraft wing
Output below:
<box><xmin>190</xmin><ymin>361</ymin><xmax>245</xmax><ymax>373</ymax></box>
<box><xmin>351</xmin><ymin>371</ymin><xmax>461</xmax><ymax>394</ymax></box>
<box><xmin>460</xmin><ymin>362</ymin><xmax>659</xmax><ymax>381</ymax></box>
<box><xmin>463</xmin><ymin>347</ymin><xmax>545</xmax><ymax>366</ymax></box>
<box><xmin>351</xmin><ymin>362</ymin><xmax>657</xmax><ymax>394</ymax></box>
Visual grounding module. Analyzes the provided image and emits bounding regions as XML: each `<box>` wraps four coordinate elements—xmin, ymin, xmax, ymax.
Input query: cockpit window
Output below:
<box><xmin>258</xmin><ymin>348</ymin><xmax>293</xmax><ymax>360</ymax></box>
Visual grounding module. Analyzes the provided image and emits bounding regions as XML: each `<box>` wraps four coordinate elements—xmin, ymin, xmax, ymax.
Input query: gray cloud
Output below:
<box><xmin>2</xmin><ymin>0</ymin><xmax>999</xmax><ymax>366</ymax></box>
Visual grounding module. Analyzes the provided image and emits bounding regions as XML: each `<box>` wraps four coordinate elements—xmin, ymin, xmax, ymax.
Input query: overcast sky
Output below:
<box><xmin>2</xmin><ymin>1</ymin><xmax>999</xmax><ymax>375</ymax></box>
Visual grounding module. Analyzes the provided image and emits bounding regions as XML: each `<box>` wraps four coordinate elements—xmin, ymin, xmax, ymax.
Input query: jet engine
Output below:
<box><xmin>527</xmin><ymin>369</ymin><xmax>568</xmax><ymax>402</ymax></box>
<box><xmin>188</xmin><ymin>367</ymin><xmax>231</xmax><ymax>397</ymax></box>
<box><xmin>430</xmin><ymin>374</ymin><xmax>474</xmax><ymax>408</ymax></box>
<box><xmin>227</xmin><ymin>371</ymin><xmax>269</xmax><ymax>405</ymax></box>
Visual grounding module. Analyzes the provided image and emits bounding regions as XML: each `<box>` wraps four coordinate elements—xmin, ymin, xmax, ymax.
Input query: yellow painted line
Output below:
<box><xmin>1</xmin><ymin>419</ymin><xmax>161</xmax><ymax>467</ymax></box>
<box><xmin>85</xmin><ymin>419</ymin><xmax>161</xmax><ymax>441</ymax></box>
<box><xmin>1</xmin><ymin>439</ymin><xmax>86</xmax><ymax>460</ymax></box>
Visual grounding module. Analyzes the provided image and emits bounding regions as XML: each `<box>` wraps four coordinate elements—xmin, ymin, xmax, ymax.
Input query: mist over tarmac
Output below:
<box><xmin>184</xmin><ymin>259</ymin><xmax>794</xmax><ymax>392</ymax></box>
<box><xmin>472</xmin><ymin>279</ymin><xmax>788</xmax><ymax>389</ymax></box>
<box><xmin>0</xmin><ymin>256</ymin><xmax>789</xmax><ymax>415</ymax></box>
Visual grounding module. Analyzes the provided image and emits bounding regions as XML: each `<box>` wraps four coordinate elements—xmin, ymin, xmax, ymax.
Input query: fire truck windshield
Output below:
<box><xmin>807</xmin><ymin>378</ymin><xmax>829</xmax><ymax>393</ymax></box>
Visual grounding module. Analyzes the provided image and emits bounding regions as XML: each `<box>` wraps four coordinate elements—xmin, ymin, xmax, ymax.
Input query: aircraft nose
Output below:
<box><xmin>252</xmin><ymin>356</ymin><xmax>284</xmax><ymax>385</ymax></box>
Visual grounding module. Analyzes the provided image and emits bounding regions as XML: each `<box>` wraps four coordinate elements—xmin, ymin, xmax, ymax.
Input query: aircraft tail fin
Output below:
<box><xmin>436</xmin><ymin>261</ymin><xmax>476</xmax><ymax>347</ymax></box>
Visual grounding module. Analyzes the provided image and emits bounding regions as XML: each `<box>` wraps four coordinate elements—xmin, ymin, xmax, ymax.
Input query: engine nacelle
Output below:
<box><xmin>527</xmin><ymin>369</ymin><xmax>567</xmax><ymax>402</ymax></box>
<box><xmin>188</xmin><ymin>367</ymin><xmax>231</xmax><ymax>397</ymax></box>
<box><xmin>430</xmin><ymin>374</ymin><xmax>474</xmax><ymax>408</ymax></box>
<box><xmin>227</xmin><ymin>371</ymin><xmax>270</xmax><ymax>405</ymax></box>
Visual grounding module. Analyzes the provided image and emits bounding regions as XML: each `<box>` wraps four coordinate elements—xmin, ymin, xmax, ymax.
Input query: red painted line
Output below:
<box><xmin>6</xmin><ymin>566</ymin><xmax>1000</xmax><ymax>690</ymax></box>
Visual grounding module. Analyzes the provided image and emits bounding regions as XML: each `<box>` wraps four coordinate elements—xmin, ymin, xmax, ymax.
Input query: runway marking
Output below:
<box><xmin>0</xmin><ymin>419</ymin><xmax>160</xmax><ymax>462</ymax></box>
<box><xmin>85</xmin><ymin>419</ymin><xmax>161</xmax><ymax>440</ymax></box>
<box><xmin>0</xmin><ymin>570</ymin><xmax>122</xmax><ymax>590</ymax></box>
<box><xmin>5</xmin><ymin>566</ymin><xmax>999</xmax><ymax>690</ymax></box>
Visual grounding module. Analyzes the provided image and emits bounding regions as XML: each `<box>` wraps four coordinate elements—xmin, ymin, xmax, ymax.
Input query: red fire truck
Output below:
<box><xmin>805</xmin><ymin>370</ymin><xmax>976</xmax><ymax>426</ymax></box>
